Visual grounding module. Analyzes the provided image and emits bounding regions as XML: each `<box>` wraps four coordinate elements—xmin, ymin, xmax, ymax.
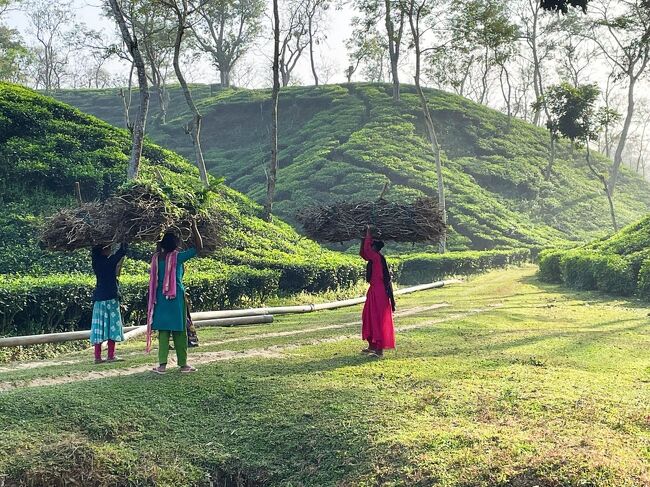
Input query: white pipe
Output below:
<box><xmin>120</xmin><ymin>315</ymin><xmax>275</xmax><ymax>343</ymax></box>
<box><xmin>190</xmin><ymin>305</ymin><xmax>318</xmax><ymax>321</ymax></box>
<box><xmin>193</xmin><ymin>315</ymin><xmax>273</xmax><ymax>328</ymax></box>
<box><xmin>190</xmin><ymin>279</ymin><xmax>460</xmax><ymax>321</ymax></box>
<box><xmin>123</xmin><ymin>325</ymin><xmax>147</xmax><ymax>341</ymax></box>
<box><xmin>0</xmin><ymin>279</ymin><xmax>460</xmax><ymax>348</ymax></box>
<box><xmin>0</xmin><ymin>326</ymin><xmax>141</xmax><ymax>348</ymax></box>
<box><xmin>394</xmin><ymin>279</ymin><xmax>462</xmax><ymax>296</ymax></box>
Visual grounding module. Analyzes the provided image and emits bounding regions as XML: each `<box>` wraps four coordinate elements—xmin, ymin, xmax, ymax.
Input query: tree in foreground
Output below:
<box><xmin>544</xmin><ymin>82</ymin><xmax>619</xmax><ymax>231</ymax></box>
<box><xmin>401</xmin><ymin>0</ymin><xmax>447</xmax><ymax>251</ymax></box>
<box><xmin>587</xmin><ymin>0</ymin><xmax>650</xmax><ymax>196</ymax></box>
<box><xmin>156</xmin><ymin>0</ymin><xmax>209</xmax><ymax>186</ymax></box>
<box><xmin>107</xmin><ymin>0</ymin><xmax>150</xmax><ymax>180</ymax></box>
<box><xmin>264</xmin><ymin>0</ymin><xmax>281</xmax><ymax>220</ymax></box>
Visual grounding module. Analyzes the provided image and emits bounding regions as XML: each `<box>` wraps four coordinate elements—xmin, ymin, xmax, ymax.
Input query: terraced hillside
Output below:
<box><xmin>54</xmin><ymin>83</ymin><xmax>650</xmax><ymax>250</ymax></box>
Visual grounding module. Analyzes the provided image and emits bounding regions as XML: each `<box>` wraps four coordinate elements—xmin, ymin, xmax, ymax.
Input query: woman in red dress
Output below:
<box><xmin>360</xmin><ymin>226</ymin><xmax>395</xmax><ymax>357</ymax></box>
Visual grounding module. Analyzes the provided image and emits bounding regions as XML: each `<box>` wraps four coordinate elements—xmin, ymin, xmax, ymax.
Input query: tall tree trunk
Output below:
<box><xmin>609</xmin><ymin>76</ymin><xmax>636</xmax><ymax>196</ymax></box>
<box><xmin>170</xmin><ymin>5</ymin><xmax>209</xmax><ymax>186</ymax></box>
<box><xmin>118</xmin><ymin>62</ymin><xmax>134</xmax><ymax>130</ymax></box>
<box><xmin>264</xmin><ymin>0</ymin><xmax>281</xmax><ymax>221</ymax></box>
<box><xmin>220</xmin><ymin>68</ymin><xmax>230</xmax><ymax>87</ymax></box>
<box><xmin>385</xmin><ymin>0</ymin><xmax>402</xmax><ymax>102</ymax></box>
<box><xmin>585</xmin><ymin>141</ymin><xmax>617</xmax><ymax>231</ymax></box>
<box><xmin>408</xmin><ymin>0</ymin><xmax>446</xmax><ymax>252</ymax></box>
<box><xmin>308</xmin><ymin>16</ymin><xmax>318</xmax><ymax>86</ymax></box>
<box><xmin>529</xmin><ymin>2</ymin><xmax>548</xmax><ymax>127</ymax></box>
<box><xmin>155</xmin><ymin>83</ymin><xmax>168</xmax><ymax>124</ymax></box>
<box><xmin>108</xmin><ymin>0</ymin><xmax>149</xmax><ymax>181</ymax></box>
<box><xmin>499</xmin><ymin>63</ymin><xmax>512</xmax><ymax>118</ymax></box>
<box><xmin>544</xmin><ymin>131</ymin><xmax>555</xmax><ymax>180</ymax></box>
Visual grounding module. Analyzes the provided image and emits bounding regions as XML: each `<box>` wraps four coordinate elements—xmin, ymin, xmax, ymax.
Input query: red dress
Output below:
<box><xmin>360</xmin><ymin>235</ymin><xmax>395</xmax><ymax>350</ymax></box>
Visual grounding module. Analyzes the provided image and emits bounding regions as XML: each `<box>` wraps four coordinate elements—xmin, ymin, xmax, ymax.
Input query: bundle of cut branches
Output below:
<box><xmin>297</xmin><ymin>197</ymin><xmax>445</xmax><ymax>243</ymax></box>
<box><xmin>40</xmin><ymin>183</ymin><xmax>223</xmax><ymax>253</ymax></box>
<box><xmin>170</xmin><ymin>213</ymin><xmax>224</xmax><ymax>253</ymax></box>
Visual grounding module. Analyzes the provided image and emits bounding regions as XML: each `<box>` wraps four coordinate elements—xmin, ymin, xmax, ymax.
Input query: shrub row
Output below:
<box><xmin>0</xmin><ymin>265</ymin><xmax>280</xmax><ymax>337</ymax></box>
<box><xmin>391</xmin><ymin>248</ymin><xmax>531</xmax><ymax>285</ymax></box>
<box><xmin>538</xmin><ymin>249</ymin><xmax>637</xmax><ymax>296</ymax></box>
<box><xmin>0</xmin><ymin>248</ymin><xmax>532</xmax><ymax>337</ymax></box>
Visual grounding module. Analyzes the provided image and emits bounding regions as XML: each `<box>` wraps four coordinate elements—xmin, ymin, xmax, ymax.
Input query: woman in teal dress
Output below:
<box><xmin>147</xmin><ymin>219</ymin><xmax>203</xmax><ymax>374</ymax></box>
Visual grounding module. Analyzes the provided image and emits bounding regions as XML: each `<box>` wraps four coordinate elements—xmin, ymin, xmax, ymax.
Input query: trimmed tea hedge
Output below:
<box><xmin>538</xmin><ymin>249</ymin><xmax>637</xmax><ymax>296</ymax></box>
<box><xmin>0</xmin><ymin>266</ymin><xmax>280</xmax><ymax>337</ymax></box>
<box><xmin>392</xmin><ymin>248</ymin><xmax>530</xmax><ymax>285</ymax></box>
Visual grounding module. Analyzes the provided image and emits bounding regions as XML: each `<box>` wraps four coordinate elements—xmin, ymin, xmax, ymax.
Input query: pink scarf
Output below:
<box><xmin>146</xmin><ymin>250</ymin><xmax>179</xmax><ymax>353</ymax></box>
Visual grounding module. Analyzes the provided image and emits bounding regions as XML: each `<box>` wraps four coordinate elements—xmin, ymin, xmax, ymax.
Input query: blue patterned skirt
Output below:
<box><xmin>90</xmin><ymin>299</ymin><xmax>124</xmax><ymax>345</ymax></box>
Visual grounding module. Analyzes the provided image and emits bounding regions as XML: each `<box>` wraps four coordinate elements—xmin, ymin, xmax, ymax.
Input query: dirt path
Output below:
<box><xmin>0</xmin><ymin>305</ymin><xmax>500</xmax><ymax>392</ymax></box>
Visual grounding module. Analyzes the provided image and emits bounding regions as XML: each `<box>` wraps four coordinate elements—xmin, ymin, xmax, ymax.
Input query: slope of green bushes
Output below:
<box><xmin>0</xmin><ymin>82</ymin><xmax>354</xmax><ymax>277</ymax></box>
<box><xmin>0</xmin><ymin>83</ymin><xmax>532</xmax><ymax>337</ymax></box>
<box><xmin>53</xmin><ymin>83</ymin><xmax>650</xmax><ymax>250</ymax></box>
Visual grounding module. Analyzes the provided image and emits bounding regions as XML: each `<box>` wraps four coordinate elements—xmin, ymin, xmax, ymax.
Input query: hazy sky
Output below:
<box><xmin>6</xmin><ymin>0</ymin><xmax>358</xmax><ymax>87</ymax></box>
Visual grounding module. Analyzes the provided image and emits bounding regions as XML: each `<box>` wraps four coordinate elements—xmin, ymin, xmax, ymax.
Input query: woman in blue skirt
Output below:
<box><xmin>90</xmin><ymin>243</ymin><xmax>128</xmax><ymax>364</ymax></box>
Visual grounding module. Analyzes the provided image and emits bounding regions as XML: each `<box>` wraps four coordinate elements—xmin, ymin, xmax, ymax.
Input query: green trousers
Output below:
<box><xmin>158</xmin><ymin>330</ymin><xmax>188</xmax><ymax>367</ymax></box>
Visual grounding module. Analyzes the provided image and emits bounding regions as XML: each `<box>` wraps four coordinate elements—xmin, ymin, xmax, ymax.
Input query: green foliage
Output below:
<box><xmin>52</xmin><ymin>83</ymin><xmax>650</xmax><ymax>250</ymax></box>
<box><xmin>635</xmin><ymin>258</ymin><xmax>650</xmax><ymax>299</ymax></box>
<box><xmin>559</xmin><ymin>251</ymin><xmax>598</xmax><ymax>290</ymax></box>
<box><xmin>0</xmin><ymin>25</ymin><xmax>30</xmax><ymax>83</ymax></box>
<box><xmin>591</xmin><ymin>254</ymin><xmax>635</xmax><ymax>295</ymax></box>
<box><xmin>538</xmin><ymin>249</ymin><xmax>564</xmax><ymax>283</ymax></box>
<box><xmin>392</xmin><ymin>248</ymin><xmax>530</xmax><ymax>285</ymax></box>
<box><xmin>540</xmin><ymin>249</ymin><xmax>635</xmax><ymax>296</ymax></box>
<box><xmin>542</xmin><ymin>214</ymin><xmax>650</xmax><ymax>298</ymax></box>
<box><xmin>542</xmin><ymin>82</ymin><xmax>602</xmax><ymax>143</ymax></box>
<box><xmin>0</xmin><ymin>265</ymin><xmax>280</xmax><ymax>336</ymax></box>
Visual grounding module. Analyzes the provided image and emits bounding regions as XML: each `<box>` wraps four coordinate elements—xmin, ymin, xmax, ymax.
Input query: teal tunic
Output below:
<box><xmin>151</xmin><ymin>248</ymin><xmax>197</xmax><ymax>332</ymax></box>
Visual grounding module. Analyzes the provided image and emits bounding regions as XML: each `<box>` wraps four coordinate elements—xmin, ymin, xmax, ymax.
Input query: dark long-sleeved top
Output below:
<box><xmin>91</xmin><ymin>244</ymin><xmax>128</xmax><ymax>302</ymax></box>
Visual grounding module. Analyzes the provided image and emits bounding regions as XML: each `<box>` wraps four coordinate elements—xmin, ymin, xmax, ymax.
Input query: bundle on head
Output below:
<box><xmin>168</xmin><ymin>213</ymin><xmax>224</xmax><ymax>254</ymax></box>
<box><xmin>297</xmin><ymin>197</ymin><xmax>446</xmax><ymax>243</ymax></box>
<box><xmin>40</xmin><ymin>184</ymin><xmax>174</xmax><ymax>251</ymax></box>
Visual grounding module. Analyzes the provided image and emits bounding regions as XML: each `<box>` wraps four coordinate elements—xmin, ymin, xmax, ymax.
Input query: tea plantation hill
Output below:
<box><xmin>0</xmin><ymin>83</ymin><xmax>531</xmax><ymax>341</ymax></box>
<box><xmin>54</xmin><ymin>83</ymin><xmax>650</xmax><ymax>250</ymax></box>
<box><xmin>0</xmin><ymin>82</ymin><xmax>357</xmax><ymax>288</ymax></box>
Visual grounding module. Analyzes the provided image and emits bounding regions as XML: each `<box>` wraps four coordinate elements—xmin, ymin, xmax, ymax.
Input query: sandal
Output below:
<box><xmin>94</xmin><ymin>358</ymin><xmax>106</xmax><ymax>364</ymax></box>
<box><xmin>360</xmin><ymin>348</ymin><xmax>373</xmax><ymax>354</ymax></box>
<box><xmin>180</xmin><ymin>365</ymin><xmax>198</xmax><ymax>373</ymax></box>
<box><xmin>151</xmin><ymin>366</ymin><xmax>167</xmax><ymax>375</ymax></box>
<box><xmin>107</xmin><ymin>356</ymin><xmax>124</xmax><ymax>363</ymax></box>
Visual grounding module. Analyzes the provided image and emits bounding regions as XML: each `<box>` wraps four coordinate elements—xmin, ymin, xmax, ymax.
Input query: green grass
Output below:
<box><xmin>53</xmin><ymin>83</ymin><xmax>650</xmax><ymax>250</ymax></box>
<box><xmin>0</xmin><ymin>266</ymin><xmax>648</xmax><ymax>486</ymax></box>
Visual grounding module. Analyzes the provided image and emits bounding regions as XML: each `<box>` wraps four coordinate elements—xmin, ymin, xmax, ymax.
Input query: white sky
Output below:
<box><xmin>5</xmin><ymin>0</ymin><xmax>358</xmax><ymax>87</ymax></box>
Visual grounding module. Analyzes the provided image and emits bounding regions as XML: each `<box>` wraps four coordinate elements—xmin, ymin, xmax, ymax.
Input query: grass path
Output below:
<box><xmin>0</xmin><ymin>266</ymin><xmax>649</xmax><ymax>486</ymax></box>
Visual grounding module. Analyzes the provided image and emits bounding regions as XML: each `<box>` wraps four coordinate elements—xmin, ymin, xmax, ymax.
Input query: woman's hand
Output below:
<box><xmin>191</xmin><ymin>217</ymin><xmax>204</xmax><ymax>253</ymax></box>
